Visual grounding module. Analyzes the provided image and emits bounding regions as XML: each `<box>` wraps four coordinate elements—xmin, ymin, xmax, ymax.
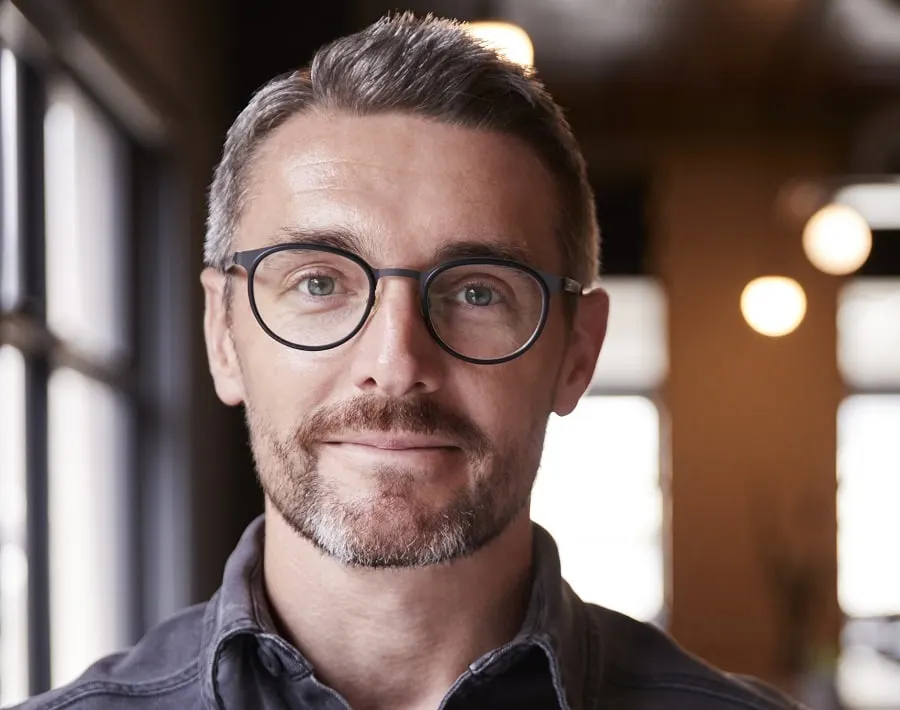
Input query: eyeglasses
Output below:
<box><xmin>228</xmin><ymin>243</ymin><xmax>583</xmax><ymax>365</ymax></box>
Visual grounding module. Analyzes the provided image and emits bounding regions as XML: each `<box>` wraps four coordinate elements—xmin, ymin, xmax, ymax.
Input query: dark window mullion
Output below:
<box><xmin>23</xmin><ymin>355</ymin><xmax>50</xmax><ymax>695</ymax></box>
<box><xmin>122</xmin><ymin>140</ymin><xmax>146</xmax><ymax>643</ymax></box>
<box><xmin>18</xmin><ymin>55</ymin><xmax>51</xmax><ymax>696</ymax></box>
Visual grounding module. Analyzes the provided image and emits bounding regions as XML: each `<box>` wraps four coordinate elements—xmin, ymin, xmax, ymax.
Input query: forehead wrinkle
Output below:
<box><xmin>290</xmin><ymin>156</ymin><xmax>432</xmax><ymax>175</ymax></box>
<box><xmin>283</xmin><ymin>157</ymin><xmax>422</xmax><ymax>195</ymax></box>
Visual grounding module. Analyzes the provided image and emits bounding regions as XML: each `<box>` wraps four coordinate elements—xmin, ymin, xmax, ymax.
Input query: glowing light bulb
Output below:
<box><xmin>741</xmin><ymin>276</ymin><xmax>807</xmax><ymax>337</ymax></box>
<box><xmin>466</xmin><ymin>22</ymin><xmax>534</xmax><ymax>68</ymax></box>
<box><xmin>802</xmin><ymin>203</ymin><xmax>872</xmax><ymax>275</ymax></box>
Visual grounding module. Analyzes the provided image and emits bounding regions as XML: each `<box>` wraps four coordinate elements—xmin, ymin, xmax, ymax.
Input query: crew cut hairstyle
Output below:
<box><xmin>204</xmin><ymin>12</ymin><xmax>600</xmax><ymax>286</ymax></box>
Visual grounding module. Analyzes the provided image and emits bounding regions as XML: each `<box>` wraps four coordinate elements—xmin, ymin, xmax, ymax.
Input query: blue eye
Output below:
<box><xmin>304</xmin><ymin>276</ymin><xmax>335</xmax><ymax>296</ymax></box>
<box><xmin>463</xmin><ymin>285</ymin><xmax>495</xmax><ymax>306</ymax></box>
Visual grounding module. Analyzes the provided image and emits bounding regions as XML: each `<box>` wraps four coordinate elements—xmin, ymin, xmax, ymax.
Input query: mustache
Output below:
<box><xmin>294</xmin><ymin>396</ymin><xmax>490</xmax><ymax>455</ymax></box>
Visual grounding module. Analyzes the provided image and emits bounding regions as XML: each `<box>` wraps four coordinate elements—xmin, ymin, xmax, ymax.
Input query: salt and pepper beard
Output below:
<box><xmin>246</xmin><ymin>396</ymin><xmax>544</xmax><ymax>568</ymax></box>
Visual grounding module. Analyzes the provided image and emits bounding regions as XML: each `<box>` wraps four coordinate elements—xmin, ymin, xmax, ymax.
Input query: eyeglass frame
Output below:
<box><xmin>227</xmin><ymin>242</ymin><xmax>584</xmax><ymax>365</ymax></box>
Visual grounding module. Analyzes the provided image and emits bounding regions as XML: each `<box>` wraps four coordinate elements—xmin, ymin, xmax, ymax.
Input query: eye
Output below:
<box><xmin>303</xmin><ymin>275</ymin><xmax>336</xmax><ymax>296</ymax></box>
<box><xmin>462</xmin><ymin>285</ymin><xmax>496</xmax><ymax>306</ymax></box>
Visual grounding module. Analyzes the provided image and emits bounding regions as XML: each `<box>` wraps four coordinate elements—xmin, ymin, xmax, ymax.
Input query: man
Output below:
<box><xmin>13</xmin><ymin>13</ymin><xmax>804</xmax><ymax>710</ymax></box>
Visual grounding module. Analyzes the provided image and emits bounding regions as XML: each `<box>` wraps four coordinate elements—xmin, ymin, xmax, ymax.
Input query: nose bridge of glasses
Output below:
<box><xmin>369</xmin><ymin>267</ymin><xmax>426</xmax><ymax>319</ymax></box>
<box><xmin>372</xmin><ymin>267</ymin><xmax>424</xmax><ymax>282</ymax></box>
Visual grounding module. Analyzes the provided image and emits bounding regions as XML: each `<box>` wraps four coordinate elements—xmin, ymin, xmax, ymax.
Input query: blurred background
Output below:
<box><xmin>1</xmin><ymin>0</ymin><xmax>899</xmax><ymax>707</ymax></box>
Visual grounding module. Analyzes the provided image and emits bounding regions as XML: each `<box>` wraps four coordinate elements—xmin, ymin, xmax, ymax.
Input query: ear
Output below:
<box><xmin>200</xmin><ymin>267</ymin><xmax>246</xmax><ymax>406</ymax></box>
<box><xmin>552</xmin><ymin>288</ymin><xmax>609</xmax><ymax>417</ymax></box>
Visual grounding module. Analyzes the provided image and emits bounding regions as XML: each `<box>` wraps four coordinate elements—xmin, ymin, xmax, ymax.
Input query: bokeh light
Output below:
<box><xmin>466</xmin><ymin>22</ymin><xmax>534</xmax><ymax>68</ymax></box>
<box><xmin>741</xmin><ymin>276</ymin><xmax>808</xmax><ymax>337</ymax></box>
<box><xmin>802</xmin><ymin>203</ymin><xmax>873</xmax><ymax>275</ymax></box>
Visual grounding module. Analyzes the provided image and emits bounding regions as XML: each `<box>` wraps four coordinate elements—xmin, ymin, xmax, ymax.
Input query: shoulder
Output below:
<box><xmin>582</xmin><ymin>603</ymin><xmax>807</xmax><ymax>709</ymax></box>
<box><xmin>6</xmin><ymin>603</ymin><xmax>208</xmax><ymax>710</ymax></box>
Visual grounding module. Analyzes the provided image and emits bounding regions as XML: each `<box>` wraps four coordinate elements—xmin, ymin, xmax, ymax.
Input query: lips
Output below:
<box><xmin>323</xmin><ymin>432</ymin><xmax>459</xmax><ymax>451</ymax></box>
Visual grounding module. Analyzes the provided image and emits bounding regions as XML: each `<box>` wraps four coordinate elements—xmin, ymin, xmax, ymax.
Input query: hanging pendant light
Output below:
<box><xmin>802</xmin><ymin>203</ymin><xmax>873</xmax><ymax>275</ymax></box>
<box><xmin>741</xmin><ymin>276</ymin><xmax>808</xmax><ymax>337</ymax></box>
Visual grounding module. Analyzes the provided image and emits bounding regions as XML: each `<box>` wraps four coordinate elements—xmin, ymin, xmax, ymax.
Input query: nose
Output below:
<box><xmin>349</xmin><ymin>278</ymin><xmax>445</xmax><ymax>398</ymax></box>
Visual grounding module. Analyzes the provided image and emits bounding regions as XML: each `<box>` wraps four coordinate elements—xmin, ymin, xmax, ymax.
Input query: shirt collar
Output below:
<box><xmin>199</xmin><ymin>516</ymin><xmax>312</xmax><ymax>707</ymax></box>
<box><xmin>513</xmin><ymin>523</ymin><xmax>590</xmax><ymax>710</ymax></box>
<box><xmin>200</xmin><ymin>515</ymin><xmax>590</xmax><ymax>709</ymax></box>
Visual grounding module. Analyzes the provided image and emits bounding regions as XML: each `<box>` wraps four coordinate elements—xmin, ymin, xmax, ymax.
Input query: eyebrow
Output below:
<box><xmin>270</xmin><ymin>226</ymin><xmax>367</xmax><ymax>253</ymax></box>
<box><xmin>268</xmin><ymin>227</ymin><xmax>536</xmax><ymax>267</ymax></box>
<box><xmin>432</xmin><ymin>240</ymin><xmax>535</xmax><ymax>265</ymax></box>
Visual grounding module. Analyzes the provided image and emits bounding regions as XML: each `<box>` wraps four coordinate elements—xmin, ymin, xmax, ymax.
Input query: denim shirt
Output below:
<box><xmin>9</xmin><ymin>516</ymin><xmax>806</xmax><ymax>710</ymax></box>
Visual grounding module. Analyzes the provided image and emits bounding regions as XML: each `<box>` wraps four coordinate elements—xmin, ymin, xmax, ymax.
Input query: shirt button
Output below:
<box><xmin>257</xmin><ymin>643</ymin><xmax>284</xmax><ymax>676</ymax></box>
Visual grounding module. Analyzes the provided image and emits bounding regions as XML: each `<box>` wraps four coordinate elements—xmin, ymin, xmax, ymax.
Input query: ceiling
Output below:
<box><xmin>228</xmin><ymin>0</ymin><xmax>900</xmax><ymax>173</ymax></box>
<box><xmin>361</xmin><ymin>0</ymin><xmax>900</xmax><ymax>91</ymax></box>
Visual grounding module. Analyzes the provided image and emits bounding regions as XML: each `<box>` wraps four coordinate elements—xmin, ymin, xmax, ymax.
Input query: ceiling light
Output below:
<box><xmin>466</xmin><ymin>21</ymin><xmax>534</xmax><ymax>68</ymax></box>
<box><xmin>802</xmin><ymin>203</ymin><xmax>873</xmax><ymax>275</ymax></box>
<box><xmin>741</xmin><ymin>276</ymin><xmax>807</xmax><ymax>337</ymax></box>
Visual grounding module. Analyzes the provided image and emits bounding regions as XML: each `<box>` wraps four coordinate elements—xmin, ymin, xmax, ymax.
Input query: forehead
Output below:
<box><xmin>238</xmin><ymin>111</ymin><xmax>563</xmax><ymax>270</ymax></box>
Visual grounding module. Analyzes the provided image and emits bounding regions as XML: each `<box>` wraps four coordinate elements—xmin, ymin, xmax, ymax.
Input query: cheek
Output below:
<box><xmin>517</xmin><ymin>326</ymin><xmax>566</xmax><ymax>393</ymax></box>
<box><xmin>462</xmin><ymin>359</ymin><xmax>558</xmax><ymax>441</ymax></box>
<box><xmin>233</xmin><ymin>315</ymin><xmax>346</xmax><ymax>427</ymax></box>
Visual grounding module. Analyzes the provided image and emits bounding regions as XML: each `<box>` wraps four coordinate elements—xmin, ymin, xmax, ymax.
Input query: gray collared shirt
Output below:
<box><xmin>9</xmin><ymin>516</ymin><xmax>806</xmax><ymax>710</ymax></box>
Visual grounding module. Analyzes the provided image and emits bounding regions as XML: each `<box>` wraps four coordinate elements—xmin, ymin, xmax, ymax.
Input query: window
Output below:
<box><xmin>837</xmin><ymin>395</ymin><xmax>900</xmax><ymax>618</ymax></box>
<box><xmin>531</xmin><ymin>278</ymin><xmax>667</xmax><ymax>622</ymax></box>
<box><xmin>838</xmin><ymin>279</ymin><xmax>900</xmax><ymax>390</ymax></box>
<box><xmin>43</xmin><ymin>77</ymin><xmax>136</xmax><ymax>686</ymax></box>
<box><xmin>0</xmin><ymin>345</ymin><xmax>29</xmax><ymax>705</ymax></box>
<box><xmin>533</xmin><ymin>396</ymin><xmax>663</xmax><ymax>620</ymax></box>
<box><xmin>837</xmin><ymin>278</ymin><xmax>900</xmax><ymax>618</ymax></box>
<box><xmin>0</xmin><ymin>32</ymin><xmax>147</xmax><ymax>702</ymax></box>
<box><xmin>0</xmin><ymin>45</ymin><xmax>38</xmax><ymax>706</ymax></box>
<box><xmin>44</xmin><ymin>80</ymin><xmax>130</xmax><ymax>363</ymax></box>
<box><xmin>836</xmin><ymin>277</ymin><xmax>900</xmax><ymax>708</ymax></box>
<box><xmin>48</xmin><ymin>369</ymin><xmax>134</xmax><ymax>684</ymax></box>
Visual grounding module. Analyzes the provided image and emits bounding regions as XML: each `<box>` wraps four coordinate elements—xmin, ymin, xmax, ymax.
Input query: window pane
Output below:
<box><xmin>48</xmin><ymin>368</ymin><xmax>133</xmax><ymax>686</ymax></box>
<box><xmin>0</xmin><ymin>345</ymin><xmax>29</xmax><ymax>706</ymax></box>
<box><xmin>834</xmin><ymin>182</ymin><xmax>900</xmax><ymax>230</ymax></box>
<box><xmin>591</xmin><ymin>278</ymin><xmax>667</xmax><ymax>392</ymax></box>
<box><xmin>1</xmin><ymin>48</ymin><xmax>22</xmax><ymax>310</ymax></box>
<box><xmin>838</xmin><ymin>623</ymin><xmax>900</xmax><ymax>708</ymax></box>
<box><xmin>44</xmin><ymin>80</ymin><xmax>129</xmax><ymax>360</ymax></box>
<box><xmin>838</xmin><ymin>279</ymin><xmax>900</xmax><ymax>389</ymax></box>
<box><xmin>532</xmin><ymin>396</ymin><xmax>663</xmax><ymax>621</ymax></box>
<box><xmin>837</xmin><ymin>395</ymin><xmax>900</xmax><ymax>617</ymax></box>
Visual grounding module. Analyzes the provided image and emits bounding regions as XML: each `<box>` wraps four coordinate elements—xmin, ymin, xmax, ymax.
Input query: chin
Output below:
<box><xmin>279</xmin><ymin>487</ymin><xmax>519</xmax><ymax>569</ymax></box>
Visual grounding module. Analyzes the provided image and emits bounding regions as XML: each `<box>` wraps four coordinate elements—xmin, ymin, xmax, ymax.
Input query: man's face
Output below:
<box><xmin>202</xmin><ymin>112</ymin><xmax>606</xmax><ymax>567</ymax></box>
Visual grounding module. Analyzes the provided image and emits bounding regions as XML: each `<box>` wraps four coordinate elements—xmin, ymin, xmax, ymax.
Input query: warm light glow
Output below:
<box><xmin>465</xmin><ymin>21</ymin><xmax>534</xmax><ymax>67</ymax></box>
<box><xmin>803</xmin><ymin>203</ymin><xmax>873</xmax><ymax>275</ymax></box>
<box><xmin>741</xmin><ymin>276</ymin><xmax>807</xmax><ymax>337</ymax></box>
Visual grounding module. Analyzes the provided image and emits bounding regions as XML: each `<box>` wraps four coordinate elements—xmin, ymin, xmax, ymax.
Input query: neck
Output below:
<box><xmin>262</xmin><ymin>503</ymin><xmax>534</xmax><ymax>710</ymax></box>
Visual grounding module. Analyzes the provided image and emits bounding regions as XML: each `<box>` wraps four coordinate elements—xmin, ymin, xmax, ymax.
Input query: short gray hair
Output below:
<box><xmin>204</xmin><ymin>12</ymin><xmax>599</xmax><ymax>284</ymax></box>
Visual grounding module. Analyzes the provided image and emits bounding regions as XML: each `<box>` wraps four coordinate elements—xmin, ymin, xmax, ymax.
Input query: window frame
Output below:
<box><xmin>1</xmin><ymin>2</ymin><xmax>184</xmax><ymax>696</ymax></box>
<box><xmin>835</xmin><ymin>273</ymin><xmax>900</xmax><ymax>707</ymax></box>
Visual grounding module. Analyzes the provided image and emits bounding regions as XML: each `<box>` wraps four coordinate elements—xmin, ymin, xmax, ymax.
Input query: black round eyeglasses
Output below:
<box><xmin>227</xmin><ymin>243</ymin><xmax>583</xmax><ymax>365</ymax></box>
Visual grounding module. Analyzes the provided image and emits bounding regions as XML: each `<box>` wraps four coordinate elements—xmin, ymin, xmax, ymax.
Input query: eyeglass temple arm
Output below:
<box><xmin>561</xmin><ymin>277</ymin><xmax>583</xmax><ymax>294</ymax></box>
